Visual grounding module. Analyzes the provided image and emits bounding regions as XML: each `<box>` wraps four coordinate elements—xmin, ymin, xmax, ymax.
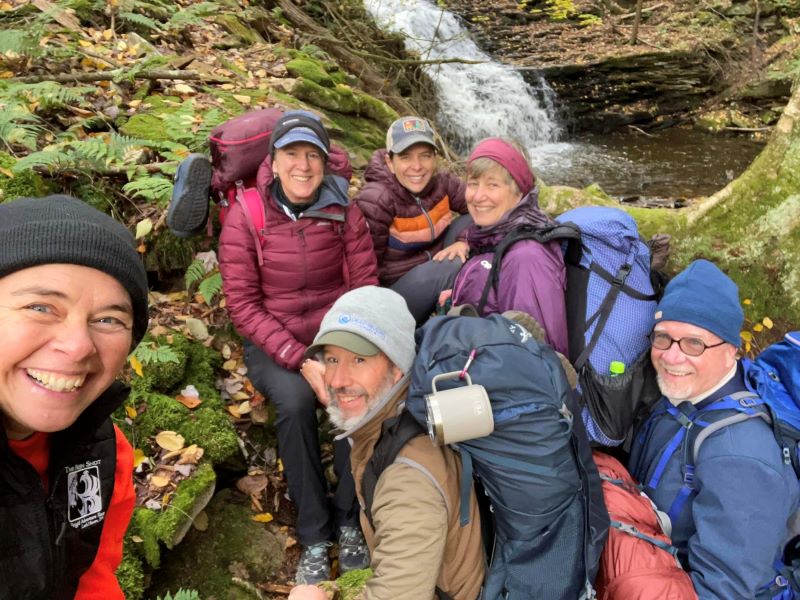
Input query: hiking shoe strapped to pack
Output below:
<box><xmin>167</xmin><ymin>153</ymin><xmax>212</xmax><ymax>238</ymax></box>
<box><xmin>295</xmin><ymin>541</ymin><xmax>332</xmax><ymax>585</ymax></box>
<box><xmin>337</xmin><ymin>526</ymin><xmax>370</xmax><ymax>573</ymax></box>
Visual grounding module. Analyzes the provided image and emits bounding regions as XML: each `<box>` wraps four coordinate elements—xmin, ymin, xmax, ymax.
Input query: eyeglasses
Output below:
<box><xmin>648</xmin><ymin>332</ymin><xmax>727</xmax><ymax>357</ymax></box>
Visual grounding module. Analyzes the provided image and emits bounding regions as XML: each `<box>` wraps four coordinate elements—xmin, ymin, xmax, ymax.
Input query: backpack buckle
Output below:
<box><xmin>612</xmin><ymin>264</ymin><xmax>632</xmax><ymax>287</ymax></box>
<box><xmin>682</xmin><ymin>465</ymin><xmax>695</xmax><ymax>486</ymax></box>
<box><xmin>738</xmin><ymin>396</ymin><xmax>759</xmax><ymax>408</ymax></box>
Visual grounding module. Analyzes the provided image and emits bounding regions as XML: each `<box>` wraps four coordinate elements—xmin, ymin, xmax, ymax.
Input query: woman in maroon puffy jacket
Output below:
<box><xmin>218</xmin><ymin>111</ymin><xmax>378</xmax><ymax>584</ymax></box>
<box><xmin>355</xmin><ymin>116</ymin><xmax>471</xmax><ymax>323</ymax></box>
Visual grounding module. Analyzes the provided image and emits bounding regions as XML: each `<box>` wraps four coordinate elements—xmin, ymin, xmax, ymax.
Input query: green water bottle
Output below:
<box><xmin>609</xmin><ymin>361</ymin><xmax>625</xmax><ymax>377</ymax></box>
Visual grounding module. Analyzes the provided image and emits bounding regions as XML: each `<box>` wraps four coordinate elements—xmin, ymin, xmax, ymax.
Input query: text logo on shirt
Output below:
<box><xmin>67</xmin><ymin>461</ymin><xmax>105</xmax><ymax>529</ymax></box>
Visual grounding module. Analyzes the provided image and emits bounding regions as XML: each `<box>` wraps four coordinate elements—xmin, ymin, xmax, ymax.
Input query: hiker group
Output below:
<box><xmin>1</xmin><ymin>108</ymin><xmax>798</xmax><ymax>600</ymax></box>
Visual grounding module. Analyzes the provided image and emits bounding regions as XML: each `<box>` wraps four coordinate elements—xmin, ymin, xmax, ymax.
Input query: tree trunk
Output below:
<box><xmin>630</xmin><ymin>0</ymin><xmax>644</xmax><ymax>45</ymax></box>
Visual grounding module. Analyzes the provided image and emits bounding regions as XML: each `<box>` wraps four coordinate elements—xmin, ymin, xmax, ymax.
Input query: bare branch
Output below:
<box><xmin>11</xmin><ymin>69</ymin><xmax>232</xmax><ymax>84</ymax></box>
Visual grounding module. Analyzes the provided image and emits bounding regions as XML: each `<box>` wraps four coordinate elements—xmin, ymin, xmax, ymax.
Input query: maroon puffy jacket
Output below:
<box><xmin>354</xmin><ymin>149</ymin><xmax>467</xmax><ymax>286</ymax></box>
<box><xmin>219</xmin><ymin>156</ymin><xmax>378</xmax><ymax>371</ymax></box>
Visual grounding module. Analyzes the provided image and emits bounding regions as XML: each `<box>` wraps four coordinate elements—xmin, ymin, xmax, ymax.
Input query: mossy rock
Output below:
<box><xmin>156</xmin><ymin>462</ymin><xmax>217</xmax><ymax>549</ymax></box>
<box><xmin>291</xmin><ymin>78</ymin><xmax>398</xmax><ymax>128</ymax></box>
<box><xmin>117</xmin><ymin>539</ymin><xmax>146</xmax><ymax>600</ymax></box>
<box><xmin>286</xmin><ymin>57</ymin><xmax>336</xmax><ymax>88</ymax></box>
<box><xmin>213</xmin><ymin>14</ymin><xmax>264</xmax><ymax>45</ymax></box>
<box><xmin>132</xmin><ymin>333</ymin><xmax>191</xmax><ymax>394</ymax></box>
<box><xmin>142</xmin><ymin>230</ymin><xmax>196</xmax><ymax>275</ymax></box>
<box><xmin>0</xmin><ymin>152</ymin><xmax>51</xmax><ymax>202</ymax></box>
<box><xmin>147</xmin><ymin>488</ymin><xmax>284</xmax><ymax>600</ymax></box>
<box><xmin>694</xmin><ymin>109</ymin><xmax>730</xmax><ymax>134</ymax></box>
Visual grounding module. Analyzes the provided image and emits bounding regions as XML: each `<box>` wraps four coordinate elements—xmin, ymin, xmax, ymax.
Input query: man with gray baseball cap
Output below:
<box><xmin>291</xmin><ymin>286</ymin><xmax>484</xmax><ymax>599</ymax></box>
<box><xmin>354</xmin><ymin>117</ymin><xmax>472</xmax><ymax>324</ymax></box>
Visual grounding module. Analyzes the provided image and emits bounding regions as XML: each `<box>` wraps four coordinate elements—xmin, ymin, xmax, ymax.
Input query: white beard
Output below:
<box><xmin>326</xmin><ymin>374</ymin><xmax>397</xmax><ymax>432</ymax></box>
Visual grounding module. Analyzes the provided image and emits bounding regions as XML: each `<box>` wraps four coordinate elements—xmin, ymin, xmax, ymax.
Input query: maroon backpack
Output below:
<box><xmin>208</xmin><ymin>108</ymin><xmax>352</xmax><ymax>233</ymax></box>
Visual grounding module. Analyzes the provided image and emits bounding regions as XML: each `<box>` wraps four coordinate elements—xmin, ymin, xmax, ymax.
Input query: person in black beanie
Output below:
<box><xmin>0</xmin><ymin>194</ymin><xmax>148</xmax><ymax>599</ymax></box>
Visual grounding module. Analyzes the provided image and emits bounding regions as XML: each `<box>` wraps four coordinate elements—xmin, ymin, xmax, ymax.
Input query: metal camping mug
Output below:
<box><xmin>425</xmin><ymin>371</ymin><xmax>494</xmax><ymax>445</ymax></box>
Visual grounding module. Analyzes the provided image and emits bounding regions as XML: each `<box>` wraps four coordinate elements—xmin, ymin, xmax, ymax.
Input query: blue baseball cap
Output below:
<box><xmin>386</xmin><ymin>116</ymin><xmax>437</xmax><ymax>154</ymax></box>
<box><xmin>270</xmin><ymin>110</ymin><xmax>330</xmax><ymax>157</ymax></box>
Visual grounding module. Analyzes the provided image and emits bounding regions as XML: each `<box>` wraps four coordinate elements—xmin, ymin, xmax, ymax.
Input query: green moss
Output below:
<box><xmin>155</xmin><ymin>463</ymin><xmax>217</xmax><ymax>549</ymax></box>
<box><xmin>286</xmin><ymin>58</ymin><xmax>336</xmax><ymax>88</ymax></box>
<box><xmin>131</xmin><ymin>507</ymin><xmax>163</xmax><ymax>568</ymax></box>
<box><xmin>117</xmin><ymin>540</ymin><xmax>146</xmax><ymax>600</ymax></box>
<box><xmin>142</xmin><ymin>230</ymin><xmax>196</xmax><ymax>274</ymax></box>
<box><xmin>336</xmin><ymin>568</ymin><xmax>373</xmax><ymax>600</ymax></box>
<box><xmin>120</xmin><ymin>113</ymin><xmax>175</xmax><ymax>143</ymax></box>
<box><xmin>324</xmin><ymin>111</ymin><xmax>385</xmax><ymax>164</ymax></box>
<box><xmin>181</xmin><ymin>407</ymin><xmax>239</xmax><ymax>463</ymax></box>
<box><xmin>184</xmin><ymin>342</ymin><xmax>224</xmax><ymax>409</ymax></box>
<box><xmin>134</xmin><ymin>334</ymin><xmax>190</xmax><ymax>394</ymax></box>
<box><xmin>147</xmin><ymin>489</ymin><xmax>283</xmax><ymax>599</ymax></box>
<box><xmin>70</xmin><ymin>181</ymin><xmax>118</xmax><ymax>215</ymax></box>
<box><xmin>0</xmin><ymin>152</ymin><xmax>51</xmax><ymax>202</ymax></box>
<box><xmin>213</xmin><ymin>14</ymin><xmax>264</xmax><ymax>45</ymax></box>
<box><xmin>291</xmin><ymin>78</ymin><xmax>397</xmax><ymax>128</ymax></box>
<box><xmin>130</xmin><ymin>391</ymin><xmax>189</xmax><ymax>441</ymax></box>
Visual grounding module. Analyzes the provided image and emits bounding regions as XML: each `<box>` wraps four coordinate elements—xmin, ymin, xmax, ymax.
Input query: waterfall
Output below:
<box><xmin>364</xmin><ymin>0</ymin><xmax>562</xmax><ymax>153</ymax></box>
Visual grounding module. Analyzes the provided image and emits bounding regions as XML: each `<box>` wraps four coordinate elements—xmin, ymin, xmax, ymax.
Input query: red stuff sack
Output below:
<box><xmin>209</xmin><ymin>108</ymin><xmax>284</xmax><ymax>199</ymax></box>
<box><xmin>593</xmin><ymin>451</ymin><xmax>697</xmax><ymax>600</ymax></box>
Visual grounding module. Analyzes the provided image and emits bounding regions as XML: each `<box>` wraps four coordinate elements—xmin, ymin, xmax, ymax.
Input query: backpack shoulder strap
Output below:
<box><xmin>234</xmin><ymin>181</ymin><xmax>267</xmax><ymax>264</ymax></box>
<box><xmin>361</xmin><ymin>410</ymin><xmax>427</xmax><ymax>529</ymax></box>
<box><xmin>476</xmin><ymin>222</ymin><xmax>581</xmax><ymax>314</ymax></box>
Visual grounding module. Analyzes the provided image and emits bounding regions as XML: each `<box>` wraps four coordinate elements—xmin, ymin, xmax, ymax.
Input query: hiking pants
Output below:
<box><xmin>243</xmin><ymin>340</ymin><xmax>359</xmax><ymax>546</ymax></box>
<box><xmin>391</xmin><ymin>214</ymin><xmax>473</xmax><ymax>323</ymax></box>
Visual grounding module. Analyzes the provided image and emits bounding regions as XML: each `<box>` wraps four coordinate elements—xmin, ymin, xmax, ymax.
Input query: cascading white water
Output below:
<box><xmin>364</xmin><ymin>0</ymin><xmax>562</xmax><ymax>153</ymax></box>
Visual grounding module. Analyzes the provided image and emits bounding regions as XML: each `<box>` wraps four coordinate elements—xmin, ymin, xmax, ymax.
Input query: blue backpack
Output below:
<box><xmin>478</xmin><ymin>206</ymin><xmax>665</xmax><ymax>445</ymax></box>
<box><xmin>641</xmin><ymin>332</ymin><xmax>800</xmax><ymax>599</ymax></box>
<box><xmin>404</xmin><ymin>314</ymin><xmax>609</xmax><ymax>600</ymax></box>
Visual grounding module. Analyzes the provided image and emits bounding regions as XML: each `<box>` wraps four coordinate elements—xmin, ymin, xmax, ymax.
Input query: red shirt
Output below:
<box><xmin>9</xmin><ymin>425</ymin><xmax>135</xmax><ymax>599</ymax></box>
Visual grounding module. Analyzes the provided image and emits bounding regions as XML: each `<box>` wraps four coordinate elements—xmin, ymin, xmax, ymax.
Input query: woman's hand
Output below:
<box><xmin>433</xmin><ymin>241</ymin><xmax>468</xmax><ymax>262</ymax></box>
<box><xmin>300</xmin><ymin>359</ymin><xmax>329</xmax><ymax>406</ymax></box>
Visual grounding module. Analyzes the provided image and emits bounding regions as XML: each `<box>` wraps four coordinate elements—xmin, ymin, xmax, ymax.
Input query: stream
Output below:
<box><xmin>364</xmin><ymin>0</ymin><xmax>765</xmax><ymax>202</ymax></box>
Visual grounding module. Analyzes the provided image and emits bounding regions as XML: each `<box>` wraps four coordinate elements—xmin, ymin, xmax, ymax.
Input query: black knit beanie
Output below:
<box><xmin>0</xmin><ymin>195</ymin><xmax>149</xmax><ymax>346</ymax></box>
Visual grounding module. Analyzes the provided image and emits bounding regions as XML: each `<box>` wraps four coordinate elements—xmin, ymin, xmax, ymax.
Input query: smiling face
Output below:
<box><xmin>651</xmin><ymin>320</ymin><xmax>737</xmax><ymax>403</ymax></box>
<box><xmin>465</xmin><ymin>162</ymin><xmax>523</xmax><ymax>227</ymax></box>
<box><xmin>385</xmin><ymin>143</ymin><xmax>437</xmax><ymax>195</ymax></box>
<box><xmin>322</xmin><ymin>345</ymin><xmax>402</xmax><ymax>430</ymax></box>
<box><xmin>271</xmin><ymin>141</ymin><xmax>325</xmax><ymax>205</ymax></box>
<box><xmin>0</xmin><ymin>264</ymin><xmax>134</xmax><ymax>439</ymax></box>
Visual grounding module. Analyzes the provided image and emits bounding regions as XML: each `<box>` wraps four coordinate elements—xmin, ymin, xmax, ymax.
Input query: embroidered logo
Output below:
<box><xmin>481</xmin><ymin>260</ymin><xmax>492</xmax><ymax>270</ymax></box>
<box><xmin>67</xmin><ymin>461</ymin><xmax>104</xmax><ymax>528</ymax></box>
<box><xmin>402</xmin><ymin>118</ymin><xmax>427</xmax><ymax>133</ymax></box>
<box><xmin>337</xmin><ymin>314</ymin><xmax>387</xmax><ymax>339</ymax></box>
<box><xmin>655</xmin><ymin>310</ymin><xmax>662</xmax><ymax>319</ymax></box>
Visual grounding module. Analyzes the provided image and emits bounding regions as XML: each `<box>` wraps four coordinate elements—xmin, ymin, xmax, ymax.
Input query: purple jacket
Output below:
<box><xmin>451</xmin><ymin>190</ymin><xmax>568</xmax><ymax>355</ymax></box>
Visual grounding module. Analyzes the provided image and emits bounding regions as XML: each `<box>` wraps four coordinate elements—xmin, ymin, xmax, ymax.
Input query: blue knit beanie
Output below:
<box><xmin>654</xmin><ymin>259</ymin><xmax>743</xmax><ymax>347</ymax></box>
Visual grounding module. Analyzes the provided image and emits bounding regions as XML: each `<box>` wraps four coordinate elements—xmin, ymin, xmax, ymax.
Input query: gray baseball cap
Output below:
<box><xmin>386</xmin><ymin>116</ymin><xmax>437</xmax><ymax>154</ymax></box>
<box><xmin>305</xmin><ymin>286</ymin><xmax>416</xmax><ymax>373</ymax></box>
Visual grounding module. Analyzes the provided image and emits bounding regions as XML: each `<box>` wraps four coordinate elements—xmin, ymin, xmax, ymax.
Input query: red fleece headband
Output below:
<box><xmin>467</xmin><ymin>138</ymin><xmax>535</xmax><ymax>196</ymax></box>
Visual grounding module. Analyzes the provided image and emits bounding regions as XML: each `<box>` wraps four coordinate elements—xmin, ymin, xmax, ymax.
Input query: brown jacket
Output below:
<box><xmin>345</xmin><ymin>378</ymin><xmax>485</xmax><ymax>600</ymax></box>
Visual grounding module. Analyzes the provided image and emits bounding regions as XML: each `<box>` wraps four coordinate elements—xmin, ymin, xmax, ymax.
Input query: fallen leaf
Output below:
<box><xmin>173</xmin><ymin>83</ymin><xmax>196</xmax><ymax>94</ymax></box>
<box><xmin>129</xmin><ymin>355</ymin><xmax>143</xmax><ymax>377</ymax></box>
<box><xmin>174</xmin><ymin>464</ymin><xmax>194</xmax><ymax>477</ymax></box>
<box><xmin>236</xmin><ymin>473</ymin><xmax>268</xmax><ymax>495</ymax></box>
<box><xmin>135</xmin><ymin>218</ymin><xmax>153</xmax><ymax>239</ymax></box>
<box><xmin>193</xmin><ymin>510</ymin><xmax>209</xmax><ymax>531</ymax></box>
<box><xmin>185</xmin><ymin>317</ymin><xmax>209</xmax><ymax>340</ymax></box>
<box><xmin>223</xmin><ymin>359</ymin><xmax>238</xmax><ymax>371</ymax></box>
<box><xmin>155</xmin><ymin>431</ymin><xmax>185</xmax><ymax>452</ymax></box>
<box><xmin>231</xmin><ymin>390</ymin><xmax>250</xmax><ymax>401</ymax></box>
<box><xmin>237</xmin><ymin>400</ymin><xmax>252</xmax><ymax>415</ymax></box>
<box><xmin>177</xmin><ymin>445</ymin><xmax>204</xmax><ymax>465</ymax></box>
<box><xmin>250</xmin><ymin>404</ymin><xmax>269</xmax><ymax>425</ymax></box>
<box><xmin>133</xmin><ymin>448</ymin><xmax>147</xmax><ymax>468</ymax></box>
<box><xmin>145</xmin><ymin>499</ymin><xmax>162</xmax><ymax>510</ymax></box>
<box><xmin>150</xmin><ymin>473</ymin><xmax>171</xmax><ymax>488</ymax></box>
<box><xmin>227</xmin><ymin>405</ymin><xmax>241</xmax><ymax>418</ymax></box>
<box><xmin>251</xmin><ymin>512</ymin><xmax>273</xmax><ymax>523</ymax></box>
<box><xmin>176</xmin><ymin>394</ymin><xmax>202</xmax><ymax>409</ymax></box>
<box><xmin>233</xmin><ymin>94</ymin><xmax>252</xmax><ymax>105</ymax></box>
<box><xmin>0</xmin><ymin>166</ymin><xmax>13</xmax><ymax>177</ymax></box>
<box><xmin>131</xmin><ymin>535</ymin><xmax>144</xmax><ymax>543</ymax></box>
<box><xmin>284</xmin><ymin>536</ymin><xmax>297</xmax><ymax>550</ymax></box>
<box><xmin>222</xmin><ymin>344</ymin><xmax>232</xmax><ymax>359</ymax></box>
<box><xmin>762</xmin><ymin>317</ymin><xmax>774</xmax><ymax>329</ymax></box>
<box><xmin>125</xmin><ymin>405</ymin><xmax>137</xmax><ymax>419</ymax></box>
<box><xmin>740</xmin><ymin>330</ymin><xmax>753</xmax><ymax>343</ymax></box>
<box><xmin>742</xmin><ymin>298</ymin><xmax>752</xmax><ymax>305</ymax></box>
<box><xmin>102</xmin><ymin>28</ymin><xmax>113</xmax><ymax>40</ymax></box>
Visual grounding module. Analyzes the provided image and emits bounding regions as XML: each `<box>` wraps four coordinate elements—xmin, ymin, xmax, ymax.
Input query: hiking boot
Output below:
<box><xmin>337</xmin><ymin>526</ymin><xmax>370</xmax><ymax>573</ymax></box>
<box><xmin>295</xmin><ymin>541</ymin><xmax>331</xmax><ymax>584</ymax></box>
<box><xmin>167</xmin><ymin>153</ymin><xmax>212</xmax><ymax>238</ymax></box>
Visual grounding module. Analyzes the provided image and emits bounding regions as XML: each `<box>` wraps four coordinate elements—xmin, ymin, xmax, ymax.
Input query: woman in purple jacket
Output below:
<box><xmin>447</xmin><ymin>137</ymin><xmax>569</xmax><ymax>355</ymax></box>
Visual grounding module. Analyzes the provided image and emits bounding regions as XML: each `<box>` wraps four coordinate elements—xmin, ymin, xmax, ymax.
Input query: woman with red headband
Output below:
<box><xmin>447</xmin><ymin>137</ymin><xmax>568</xmax><ymax>355</ymax></box>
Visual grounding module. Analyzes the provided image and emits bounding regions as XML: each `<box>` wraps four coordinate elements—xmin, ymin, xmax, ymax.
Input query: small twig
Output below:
<box><xmin>628</xmin><ymin>124</ymin><xmax>655</xmax><ymax>137</ymax></box>
<box><xmin>723</xmin><ymin>126</ymin><xmax>772</xmax><ymax>132</ymax></box>
<box><xmin>619</xmin><ymin>2</ymin><xmax>665</xmax><ymax>20</ymax></box>
<box><xmin>11</xmin><ymin>69</ymin><xmax>232</xmax><ymax>84</ymax></box>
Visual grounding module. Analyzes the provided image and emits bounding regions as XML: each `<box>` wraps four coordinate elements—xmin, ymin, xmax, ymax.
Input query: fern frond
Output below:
<box><xmin>184</xmin><ymin>259</ymin><xmax>206</xmax><ymax>289</ymax></box>
<box><xmin>123</xmin><ymin>176</ymin><xmax>173</xmax><ymax>204</ymax></box>
<box><xmin>119</xmin><ymin>11</ymin><xmax>164</xmax><ymax>31</ymax></box>
<box><xmin>166</xmin><ymin>2</ymin><xmax>217</xmax><ymax>29</ymax></box>
<box><xmin>198</xmin><ymin>272</ymin><xmax>223</xmax><ymax>305</ymax></box>
<box><xmin>0</xmin><ymin>110</ymin><xmax>44</xmax><ymax>151</ymax></box>
<box><xmin>13</xmin><ymin>150</ymin><xmax>72</xmax><ymax>173</ymax></box>
<box><xmin>0</xmin><ymin>81</ymin><xmax>96</xmax><ymax>110</ymax></box>
<box><xmin>132</xmin><ymin>342</ymin><xmax>180</xmax><ymax>366</ymax></box>
<box><xmin>0</xmin><ymin>30</ymin><xmax>40</xmax><ymax>56</ymax></box>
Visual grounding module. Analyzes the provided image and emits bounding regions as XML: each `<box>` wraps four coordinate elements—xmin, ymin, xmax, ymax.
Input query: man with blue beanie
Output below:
<box><xmin>629</xmin><ymin>259</ymin><xmax>799</xmax><ymax>599</ymax></box>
